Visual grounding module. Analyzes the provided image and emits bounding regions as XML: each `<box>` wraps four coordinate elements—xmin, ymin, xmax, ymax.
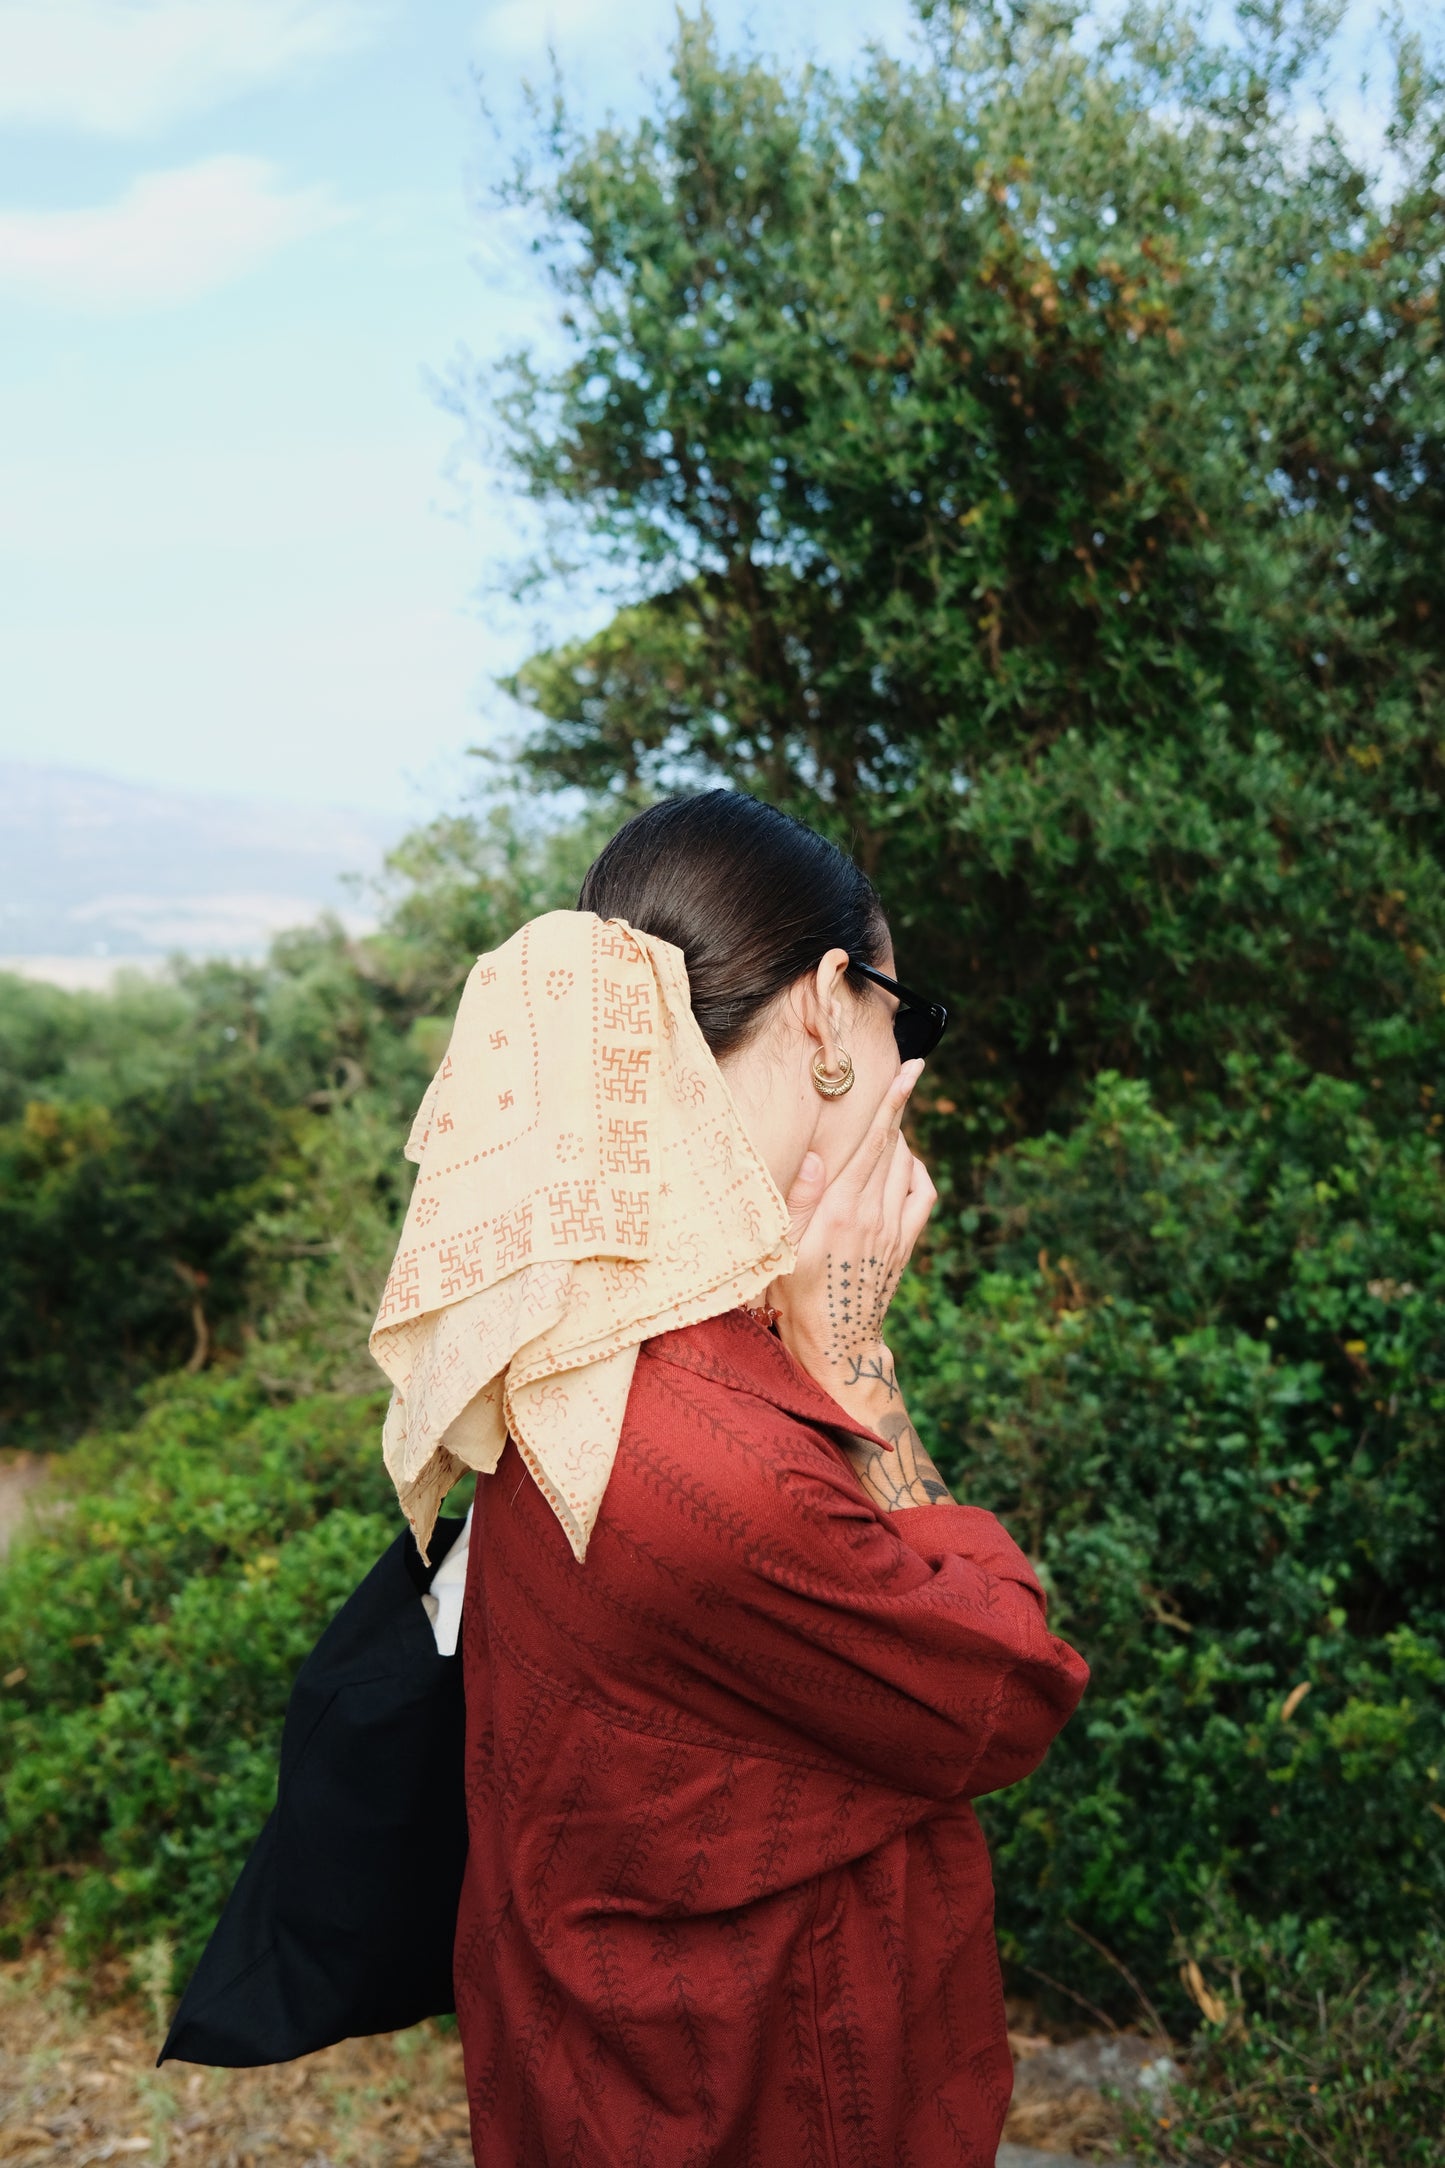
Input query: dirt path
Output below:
<box><xmin>0</xmin><ymin>1955</ymin><xmax>473</xmax><ymax>2168</ymax></box>
<box><xmin>0</xmin><ymin>1453</ymin><xmax>49</xmax><ymax>1562</ymax></box>
<box><xmin>0</xmin><ymin>1953</ymin><xmax>1151</xmax><ymax>2165</ymax></box>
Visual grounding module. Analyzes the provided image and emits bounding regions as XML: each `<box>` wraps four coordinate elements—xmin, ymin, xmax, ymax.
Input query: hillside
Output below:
<box><xmin>0</xmin><ymin>763</ymin><xmax>400</xmax><ymax>976</ymax></box>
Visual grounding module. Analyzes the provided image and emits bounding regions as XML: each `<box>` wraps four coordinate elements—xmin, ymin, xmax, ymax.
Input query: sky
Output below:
<box><xmin>0</xmin><ymin>0</ymin><xmax>1400</xmax><ymax>823</ymax></box>
<box><xmin>0</xmin><ymin>0</ymin><xmax>916</xmax><ymax>822</ymax></box>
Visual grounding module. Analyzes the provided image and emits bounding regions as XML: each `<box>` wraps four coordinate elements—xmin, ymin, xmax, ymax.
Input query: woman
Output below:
<box><xmin>371</xmin><ymin>792</ymin><xmax>1088</xmax><ymax>2166</ymax></box>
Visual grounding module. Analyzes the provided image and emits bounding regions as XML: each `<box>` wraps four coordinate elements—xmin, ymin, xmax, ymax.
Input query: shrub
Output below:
<box><xmin>0</xmin><ymin>1378</ymin><xmax>402</xmax><ymax>1980</ymax></box>
<box><xmin>891</xmin><ymin>1063</ymin><xmax>1445</xmax><ymax>2013</ymax></box>
<box><xmin>0</xmin><ymin>803</ymin><xmax>603</xmax><ymax>1439</ymax></box>
<box><xmin>1125</xmin><ymin>1907</ymin><xmax>1445</xmax><ymax>2168</ymax></box>
<box><xmin>0</xmin><ymin>1075</ymin><xmax>292</xmax><ymax>1440</ymax></box>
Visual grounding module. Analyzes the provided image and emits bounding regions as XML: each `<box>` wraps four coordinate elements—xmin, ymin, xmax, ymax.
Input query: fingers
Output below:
<box><xmin>783</xmin><ymin>1149</ymin><xmax>828</xmax><ymax>1247</ymax></box>
<box><xmin>838</xmin><ymin>1060</ymin><xmax>924</xmax><ymax>1198</ymax></box>
<box><xmin>898</xmin><ymin>1153</ymin><xmax>938</xmax><ymax>1257</ymax></box>
<box><xmin>881</xmin><ymin>1125</ymin><xmax>915</xmax><ymax>1227</ymax></box>
<box><xmin>884</xmin><ymin>1137</ymin><xmax>935</xmax><ymax>1262</ymax></box>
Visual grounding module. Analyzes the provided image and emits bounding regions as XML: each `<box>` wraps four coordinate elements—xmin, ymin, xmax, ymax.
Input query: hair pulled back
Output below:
<box><xmin>578</xmin><ymin>791</ymin><xmax>886</xmax><ymax>1058</ymax></box>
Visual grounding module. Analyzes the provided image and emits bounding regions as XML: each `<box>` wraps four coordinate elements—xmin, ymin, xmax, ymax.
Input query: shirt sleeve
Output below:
<box><xmin>668</xmin><ymin>1439</ymin><xmax>1089</xmax><ymax>1803</ymax></box>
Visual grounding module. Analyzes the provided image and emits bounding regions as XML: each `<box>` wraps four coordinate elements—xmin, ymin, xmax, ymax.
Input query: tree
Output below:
<box><xmin>0</xmin><ymin>805</ymin><xmax>607</xmax><ymax>1437</ymax></box>
<box><xmin>473</xmin><ymin>0</ymin><xmax>1445</xmax><ymax>1142</ymax></box>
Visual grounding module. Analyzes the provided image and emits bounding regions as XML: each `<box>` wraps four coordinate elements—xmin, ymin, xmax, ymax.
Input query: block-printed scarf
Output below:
<box><xmin>370</xmin><ymin>910</ymin><xmax>792</xmax><ymax>1562</ymax></box>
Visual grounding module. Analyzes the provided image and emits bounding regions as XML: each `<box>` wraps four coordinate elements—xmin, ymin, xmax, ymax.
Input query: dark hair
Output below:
<box><xmin>578</xmin><ymin>791</ymin><xmax>887</xmax><ymax>1056</ymax></box>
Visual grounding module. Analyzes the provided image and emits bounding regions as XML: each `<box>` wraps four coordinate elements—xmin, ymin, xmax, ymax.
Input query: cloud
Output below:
<box><xmin>477</xmin><ymin>0</ymin><xmax>628</xmax><ymax>60</ymax></box>
<box><xmin>0</xmin><ymin>156</ymin><xmax>348</xmax><ymax>308</ymax></box>
<box><xmin>0</xmin><ymin>0</ymin><xmax>381</xmax><ymax>136</ymax></box>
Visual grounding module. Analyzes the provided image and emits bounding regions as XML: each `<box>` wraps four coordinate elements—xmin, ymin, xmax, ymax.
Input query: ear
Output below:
<box><xmin>800</xmin><ymin>949</ymin><xmax>852</xmax><ymax>1064</ymax></box>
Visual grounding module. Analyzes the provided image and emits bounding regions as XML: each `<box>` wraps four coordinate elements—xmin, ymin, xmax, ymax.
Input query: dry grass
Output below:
<box><xmin>0</xmin><ymin>1952</ymin><xmax>471</xmax><ymax>2167</ymax></box>
<box><xmin>0</xmin><ymin>1957</ymin><xmax>1138</xmax><ymax>2164</ymax></box>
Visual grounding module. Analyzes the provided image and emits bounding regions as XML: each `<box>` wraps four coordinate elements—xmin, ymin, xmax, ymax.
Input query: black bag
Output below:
<box><xmin>158</xmin><ymin>1515</ymin><xmax>469</xmax><ymax>2067</ymax></box>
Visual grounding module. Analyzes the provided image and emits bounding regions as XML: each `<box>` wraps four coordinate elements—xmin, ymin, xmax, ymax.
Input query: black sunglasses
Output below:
<box><xmin>849</xmin><ymin>960</ymin><xmax>949</xmax><ymax>1062</ymax></box>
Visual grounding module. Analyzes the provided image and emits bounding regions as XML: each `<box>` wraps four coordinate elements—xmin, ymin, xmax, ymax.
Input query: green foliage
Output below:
<box><xmin>0</xmin><ymin>1067</ymin><xmax>293</xmax><ymax>1438</ymax></box>
<box><xmin>1124</xmin><ymin>1907</ymin><xmax>1445</xmax><ymax>2168</ymax></box>
<box><xmin>0</xmin><ymin>973</ymin><xmax>196</xmax><ymax>1124</ymax></box>
<box><xmin>0</xmin><ymin>1378</ymin><xmax>399</xmax><ymax>1978</ymax></box>
<box><xmin>364</xmin><ymin>800</ymin><xmax>622</xmax><ymax>1010</ymax></box>
<box><xmin>891</xmin><ymin>1065</ymin><xmax>1445</xmax><ymax>2011</ymax></box>
<box><xmin>0</xmin><ymin>804</ymin><xmax>600</xmax><ymax>1440</ymax></box>
<box><xmin>479</xmin><ymin>0</ymin><xmax>1445</xmax><ymax>1137</ymax></box>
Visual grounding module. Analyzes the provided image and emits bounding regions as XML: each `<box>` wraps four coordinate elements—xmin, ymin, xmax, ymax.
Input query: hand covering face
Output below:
<box><xmin>369</xmin><ymin>910</ymin><xmax>793</xmax><ymax>1562</ymax></box>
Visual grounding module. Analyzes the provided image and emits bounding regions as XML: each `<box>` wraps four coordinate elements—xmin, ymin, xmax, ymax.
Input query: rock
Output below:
<box><xmin>999</xmin><ymin>2148</ymin><xmax>1129</xmax><ymax>2168</ymax></box>
<box><xmin>1003</xmin><ymin>2026</ymin><xmax>1175</xmax><ymax>2157</ymax></box>
<box><xmin>1015</xmin><ymin>2030</ymin><xmax>1177</xmax><ymax>2103</ymax></box>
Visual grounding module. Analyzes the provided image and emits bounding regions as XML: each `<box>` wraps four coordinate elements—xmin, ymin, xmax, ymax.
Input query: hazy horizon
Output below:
<box><xmin>0</xmin><ymin>757</ymin><xmax>405</xmax><ymax>978</ymax></box>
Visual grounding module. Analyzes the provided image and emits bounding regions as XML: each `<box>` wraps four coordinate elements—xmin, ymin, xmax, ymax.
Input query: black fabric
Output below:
<box><xmin>158</xmin><ymin>1515</ymin><xmax>469</xmax><ymax>2068</ymax></box>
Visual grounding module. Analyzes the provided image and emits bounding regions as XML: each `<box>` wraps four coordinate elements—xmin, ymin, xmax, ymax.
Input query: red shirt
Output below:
<box><xmin>455</xmin><ymin>1309</ymin><xmax>1088</xmax><ymax>2166</ymax></box>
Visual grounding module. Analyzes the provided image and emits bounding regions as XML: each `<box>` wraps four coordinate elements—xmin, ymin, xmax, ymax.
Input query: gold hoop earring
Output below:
<box><xmin>811</xmin><ymin>1048</ymin><xmax>855</xmax><ymax>1099</ymax></box>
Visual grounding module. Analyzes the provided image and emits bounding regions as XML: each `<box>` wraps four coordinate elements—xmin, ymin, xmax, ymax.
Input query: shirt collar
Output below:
<box><xmin>643</xmin><ymin>1307</ymin><xmax>891</xmax><ymax>1451</ymax></box>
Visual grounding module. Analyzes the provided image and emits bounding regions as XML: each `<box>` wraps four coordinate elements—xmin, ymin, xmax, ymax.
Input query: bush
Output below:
<box><xmin>0</xmin><ymin>803</ymin><xmax>604</xmax><ymax>1440</ymax></box>
<box><xmin>0</xmin><ymin>1071</ymin><xmax>292</xmax><ymax>1439</ymax></box>
<box><xmin>891</xmin><ymin>1063</ymin><xmax>1445</xmax><ymax>2013</ymax></box>
<box><xmin>0</xmin><ymin>1378</ymin><xmax>403</xmax><ymax>1981</ymax></box>
<box><xmin>1125</xmin><ymin>1908</ymin><xmax>1445</xmax><ymax>2168</ymax></box>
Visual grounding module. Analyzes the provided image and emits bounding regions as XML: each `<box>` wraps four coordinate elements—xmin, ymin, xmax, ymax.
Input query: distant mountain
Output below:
<box><xmin>0</xmin><ymin>763</ymin><xmax>404</xmax><ymax>972</ymax></box>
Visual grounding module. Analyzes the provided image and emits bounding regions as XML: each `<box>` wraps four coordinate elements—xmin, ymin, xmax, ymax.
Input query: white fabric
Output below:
<box><xmin>420</xmin><ymin>1501</ymin><xmax>473</xmax><ymax>1657</ymax></box>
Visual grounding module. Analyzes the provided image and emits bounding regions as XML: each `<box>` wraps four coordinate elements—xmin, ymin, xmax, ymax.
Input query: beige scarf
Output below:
<box><xmin>369</xmin><ymin>910</ymin><xmax>792</xmax><ymax>1562</ymax></box>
